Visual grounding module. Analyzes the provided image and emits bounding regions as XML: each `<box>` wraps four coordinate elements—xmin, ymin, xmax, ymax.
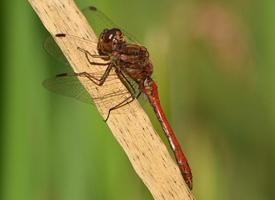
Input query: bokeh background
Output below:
<box><xmin>1</xmin><ymin>0</ymin><xmax>275</xmax><ymax>199</ymax></box>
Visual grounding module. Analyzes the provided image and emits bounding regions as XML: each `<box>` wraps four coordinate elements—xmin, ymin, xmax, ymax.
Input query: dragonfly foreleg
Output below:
<box><xmin>77</xmin><ymin>47</ymin><xmax>110</xmax><ymax>65</ymax></box>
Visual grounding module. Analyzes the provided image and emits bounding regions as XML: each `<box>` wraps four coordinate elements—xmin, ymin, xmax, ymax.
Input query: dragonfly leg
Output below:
<box><xmin>116</xmin><ymin>70</ymin><xmax>137</xmax><ymax>95</ymax></box>
<box><xmin>104</xmin><ymin>70</ymin><xmax>141</xmax><ymax>121</ymax></box>
<box><xmin>77</xmin><ymin>64</ymin><xmax>113</xmax><ymax>86</ymax></box>
<box><xmin>105</xmin><ymin>92</ymin><xmax>141</xmax><ymax>121</ymax></box>
<box><xmin>77</xmin><ymin>47</ymin><xmax>110</xmax><ymax>65</ymax></box>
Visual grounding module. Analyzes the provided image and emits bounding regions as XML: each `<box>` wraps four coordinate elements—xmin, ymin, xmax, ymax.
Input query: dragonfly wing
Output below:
<box><xmin>82</xmin><ymin>6</ymin><xmax>141</xmax><ymax>44</ymax></box>
<box><xmin>44</xmin><ymin>36</ymin><xmax>70</xmax><ymax>65</ymax></box>
<box><xmin>43</xmin><ymin>73</ymin><xmax>93</xmax><ymax>104</ymax></box>
<box><xmin>44</xmin><ymin>34</ymin><xmax>98</xmax><ymax>65</ymax></box>
<box><xmin>43</xmin><ymin>71</ymin><xmax>134</xmax><ymax>106</ymax></box>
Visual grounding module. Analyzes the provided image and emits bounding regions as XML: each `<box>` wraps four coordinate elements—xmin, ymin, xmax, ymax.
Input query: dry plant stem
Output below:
<box><xmin>28</xmin><ymin>0</ymin><xmax>195</xmax><ymax>199</ymax></box>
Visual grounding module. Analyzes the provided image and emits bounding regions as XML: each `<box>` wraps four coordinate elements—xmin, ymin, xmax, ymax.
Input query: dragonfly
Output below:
<box><xmin>44</xmin><ymin>6</ymin><xmax>193</xmax><ymax>190</ymax></box>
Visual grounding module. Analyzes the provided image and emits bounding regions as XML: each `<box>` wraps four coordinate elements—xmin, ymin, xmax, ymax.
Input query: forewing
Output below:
<box><xmin>44</xmin><ymin>34</ymin><xmax>97</xmax><ymax>65</ymax></box>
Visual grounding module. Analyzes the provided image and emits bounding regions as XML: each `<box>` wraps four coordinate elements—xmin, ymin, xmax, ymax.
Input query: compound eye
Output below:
<box><xmin>99</xmin><ymin>32</ymin><xmax>104</xmax><ymax>41</ymax></box>
<box><xmin>100</xmin><ymin>29</ymin><xmax>108</xmax><ymax>39</ymax></box>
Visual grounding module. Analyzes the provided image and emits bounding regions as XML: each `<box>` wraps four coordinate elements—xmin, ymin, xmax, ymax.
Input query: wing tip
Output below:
<box><xmin>56</xmin><ymin>73</ymin><xmax>69</xmax><ymax>77</ymax></box>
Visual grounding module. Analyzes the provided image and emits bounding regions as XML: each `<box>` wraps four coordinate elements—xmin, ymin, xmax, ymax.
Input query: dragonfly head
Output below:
<box><xmin>97</xmin><ymin>28</ymin><xmax>125</xmax><ymax>55</ymax></box>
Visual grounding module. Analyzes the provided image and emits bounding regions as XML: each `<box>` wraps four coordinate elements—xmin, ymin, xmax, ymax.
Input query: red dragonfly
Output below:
<box><xmin>44</xmin><ymin>6</ymin><xmax>193</xmax><ymax>189</ymax></box>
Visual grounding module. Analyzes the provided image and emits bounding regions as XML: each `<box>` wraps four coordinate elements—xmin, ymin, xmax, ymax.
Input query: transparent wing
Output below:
<box><xmin>44</xmin><ymin>36</ymin><xmax>70</xmax><ymax>65</ymax></box>
<box><xmin>43</xmin><ymin>70</ymin><xmax>142</xmax><ymax>106</ymax></box>
<box><xmin>43</xmin><ymin>72</ymin><xmax>93</xmax><ymax>104</ymax></box>
<box><xmin>83</xmin><ymin>6</ymin><xmax>141</xmax><ymax>44</ymax></box>
<box><xmin>44</xmin><ymin>35</ymin><xmax>97</xmax><ymax>65</ymax></box>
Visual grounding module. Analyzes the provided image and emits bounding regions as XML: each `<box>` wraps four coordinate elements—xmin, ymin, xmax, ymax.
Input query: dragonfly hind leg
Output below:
<box><xmin>104</xmin><ymin>69</ymin><xmax>142</xmax><ymax>121</ymax></box>
<box><xmin>105</xmin><ymin>92</ymin><xmax>141</xmax><ymax>121</ymax></box>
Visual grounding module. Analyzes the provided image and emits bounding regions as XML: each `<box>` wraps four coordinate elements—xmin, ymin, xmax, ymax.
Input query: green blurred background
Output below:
<box><xmin>1</xmin><ymin>0</ymin><xmax>275</xmax><ymax>199</ymax></box>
